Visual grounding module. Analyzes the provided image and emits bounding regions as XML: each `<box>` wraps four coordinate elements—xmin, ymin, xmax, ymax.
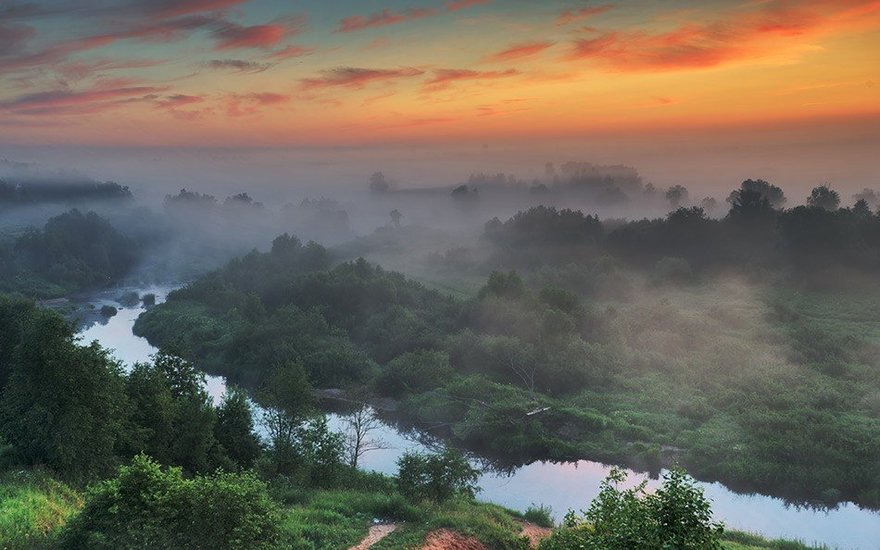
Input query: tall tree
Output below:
<box><xmin>0</xmin><ymin>310</ymin><xmax>127</xmax><ymax>479</ymax></box>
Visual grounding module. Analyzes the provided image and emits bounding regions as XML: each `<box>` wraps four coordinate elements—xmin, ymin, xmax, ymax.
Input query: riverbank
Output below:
<box><xmin>0</xmin><ymin>466</ymin><xmax>836</xmax><ymax>550</ymax></box>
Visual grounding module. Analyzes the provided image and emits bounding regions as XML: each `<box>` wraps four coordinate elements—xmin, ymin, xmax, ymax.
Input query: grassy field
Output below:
<box><xmin>0</xmin><ymin>470</ymin><xmax>82</xmax><ymax>549</ymax></box>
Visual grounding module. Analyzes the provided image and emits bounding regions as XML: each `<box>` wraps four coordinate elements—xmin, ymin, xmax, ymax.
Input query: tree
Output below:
<box><xmin>699</xmin><ymin>197</ymin><xmax>718</xmax><ymax>213</ymax></box>
<box><xmin>853</xmin><ymin>198</ymin><xmax>872</xmax><ymax>217</ymax></box>
<box><xmin>389</xmin><ymin>209</ymin><xmax>402</xmax><ymax>228</ymax></box>
<box><xmin>852</xmin><ymin>188</ymin><xmax>878</xmax><ymax>209</ymax></box>
<box><xmin>369</xmin><ymin>172</ymin><xmax>391</xmax><ymax>194</ymax></box>
<box><xmin>397</xmin><ymin>448</ymin><xmax>480</xmax><ymax>503</ymax></box>
<box><xmin>344</xmin><ymin>404</ymin><xmax>390</xmax><ymax>469</ymax></box>
<box><xmin>0</xmin><ymin>310</ymin><xmax>127</xmax><ymax>479</ymax></box>
<box><xmin>727</xmin><ymin>179</ymin><xmax>786</xmax><ymax>208</ymax></box>
<box><xmin>216</xmin><ymin>387</ymin><xmax>261</xmax><ymax>469</ymax></box>
<box><xmin>665</xmin><ymin>185</ymin><xmax>689</xmax><ymax>208</ymax></box>
<box><xmin>726</xmin><ymin>188</ymin><xmax>774</xmax><ymax>221</ymax></box>
<box><xmin>807</xmin><ymin>184</ymin><xmax>840</xmax><ymax>210</ymax></box>
<box><xmin>259</xmin><ymin>360</ymin><xmax>313</xmax><ymax>474</ymax></box>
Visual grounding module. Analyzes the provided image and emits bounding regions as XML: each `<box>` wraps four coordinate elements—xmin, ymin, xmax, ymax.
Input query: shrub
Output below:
<box><xmin>61</xmin><ymin>454</ymin><xmax>282</xmax><ymax>549</ymax></box>
<box><xmin>539</xmin><ymin>468</ymin><xmax>723</xmax><ymax>550</ymax></box>
<box><xmin>397</xmin><ymin>448</ymin><xmax>480</xmax><ymax>503</ymax></box>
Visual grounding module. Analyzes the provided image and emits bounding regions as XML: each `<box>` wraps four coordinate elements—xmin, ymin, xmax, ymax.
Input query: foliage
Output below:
<box><xmin>397</xmin><ymin>448</ymin><xmax>480</xmax><ymax>503</ymax></box>
<box><xmin>539</xmin><ymin>468</ymin><xmax>723</xmax><ymax>550</ymax></box>
<box><xmin>0</xmin><ymin>309</ymin><xmax>127</xmax><ymax>480</ymax></box>
<box><xmin>13</xmin><ymin>209</ymin><xmax>138</xmax><ymax>293</ymax></box>
<box><xmin>60</xmin><ymin>454</ymin><xmax>282</xmax><ymax>549</ymax></box>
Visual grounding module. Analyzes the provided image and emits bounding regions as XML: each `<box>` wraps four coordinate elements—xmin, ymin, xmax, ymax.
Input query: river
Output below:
<box><xmin>74</xmin><ymin>286</ymin><xmax>880</xmax><ymax>550</ymax></box>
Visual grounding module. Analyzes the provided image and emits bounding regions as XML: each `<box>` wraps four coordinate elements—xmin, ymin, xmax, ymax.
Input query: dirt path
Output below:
<box><xmin>519</xmin><ymin>521</ymin><xmax>552</xmax><ymax>547</ymax></box>
<box><xmin>420</xmin><ymin>529</ymin><xmax>487</xmax><ymax>550</ymax></box>
<box><xmin>349</xmin><ymin>524</ymin><xmax>398</xmax><ymax>550</ymax></box>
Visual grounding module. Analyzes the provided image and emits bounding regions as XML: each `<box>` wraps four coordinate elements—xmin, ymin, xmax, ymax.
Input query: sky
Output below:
<box><xmin>0</xmin><ymin>0</ymin><xmax>878</xmax><ymax>194</ymax></box>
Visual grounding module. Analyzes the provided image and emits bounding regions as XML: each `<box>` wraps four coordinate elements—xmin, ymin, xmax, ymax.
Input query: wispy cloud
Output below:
<box><xmin>556</xmin><ymin>5</ymin><xmax>613</xmax><ymax>26</ymax></box>
<box><xmin>487</xmin><ymin>41</ymin><xmax>554</xmax><ymax>62</ymax></box>
<box><xmin>0</xmin><ymin>84</ymin><xmax>167</xmax><ymax>116</ymax></box>
<box><xmin>206</xmin><ymin>59</ymin><xmax>273</xmax><ymax>73</ymax></box>
<box><xmin>336</xmin><ymin>8</ymin><xmax>437</xmax><ymax>33</ymax></box>
<box><xmin>424</xmin><ymin>68</ymin><xmax>519</xmax><ymax>91</ymax></box>
<box><xmin>300</xmin><ymin>66</ymin><xmax>424</xmax><ymax>91</ymax></box>
<box><xmin>224</xmin><ymin>92</ymin><xmax>290</xmax><ymax>116</ymax></box>
<box><xmin>446</xmin><ymin>0</ymin><xmax>491</xmax><ymax>12</ymax></box>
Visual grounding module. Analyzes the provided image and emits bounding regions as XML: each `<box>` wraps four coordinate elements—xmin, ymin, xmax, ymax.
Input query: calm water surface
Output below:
<box><xmin>74</xmin><ymin>286</ymin><xmax>880</xmax><ymax>550</ymax></box>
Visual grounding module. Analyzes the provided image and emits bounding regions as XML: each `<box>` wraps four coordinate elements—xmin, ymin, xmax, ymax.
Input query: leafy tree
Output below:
<box><xmin>852</xmin><ymin>198</ymin><xmax>872</xmax><ymax>217</ymax></box>
<box><xmin>124</xmin><ymin>351</ymin><xmax>223</xmax><ymax>474</ymax></box>
<box><xmin>0</xmin><ymin>310</ymin><xmax>127</xmax><ymax>479</ymax></box>
<box><xmin>389</xmin><ymin>209</ymin><xmax>402</xmax><ymax>228</ymax></box>
<box><xmin>853</xmin><ymin>188</ymin><xmax>879</xmax><ymax>209</ymax></box>
<box><xmin>369</xmin><ymin>172</ymin><xmax>391</xmax><ymax>194</ymax></box>
<box><xmin>61</xmin><ymin>454</ymin><xmax>281</xmax><ymax>549</ymax></box>
<box><xmin>215</xmin><ymin>387</ymin><xmax>261</xmax><ymax>469</ymax></box>
<box><xmin>397</xmin><ymin>448</ymin><xmax>480</xmax><ymax>503</ymax></box>
<box><xmin>665</xmin><ymin>185</ymin><xmax>689</xmax><ymax>208</ymax></box>
<box><xmin>727</xmin><ymin>179</ymin><xmax>786</xmax><ymax>208</ymax></box>
<box><xmin>807</xmin><ymin>184</ymin><xmax>841</xmax><ymax>211</ymax></box>
<box><xmin>726</xmin><ymin>188</ymin><xmax>775</xmax><ymax>221</ymax></box>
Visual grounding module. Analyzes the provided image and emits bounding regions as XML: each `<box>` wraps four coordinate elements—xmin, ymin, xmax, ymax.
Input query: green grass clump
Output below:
<box><xmin>721</xmin><ymin>530</ymin><xmax>830</xmax><ymax>550</ymax></box>
<box><xmin>0</xmin><ymin>469</ymin><xmax>82</xmax><ymax>548</ymax></box>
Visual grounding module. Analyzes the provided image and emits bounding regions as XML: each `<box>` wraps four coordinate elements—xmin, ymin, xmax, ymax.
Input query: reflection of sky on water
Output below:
<box><xmin>77</xmin><ymin>288</ymin><xmax>880</xmax><ymax>550</ymax></box>
<box><xmin>76</xmin><ymin>286</ymin><xmax>227</xmax><ymax>406</ymax></box>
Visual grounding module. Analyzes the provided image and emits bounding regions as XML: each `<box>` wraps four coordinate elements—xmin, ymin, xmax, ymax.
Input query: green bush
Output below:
<box><xmin>540</xmin><ymin>468</ymin><xmax>723</xmax><ymax>550</ymax></box>
<box><xmin>61</xmin><ymin>455</ymin><xmax>282</xmax><ymax>549</ymax></box>
<box><xmin>397</xmin><ymin>448</ymin><xmax>480</xmax><ymax>503</ymax></box>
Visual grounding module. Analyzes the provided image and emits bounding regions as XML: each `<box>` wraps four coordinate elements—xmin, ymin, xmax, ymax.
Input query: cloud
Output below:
<box><xmin>130</xmin><ymin>0</ymin><xmax>248</xmax><ymax>19</ymax></box>
<box><xmin>336</xmin><ymin>8</ymin><xmax>437</xmax><ymax>32</ymax></box>
<box><xmin>422</xmin><ymin>69</ymin><xmax>522</xmax><ymax>92</ymax></box>
<box><xmin>565</xmin><ymin>0</ymin><xmax>880</xmax><ymax>72</ymax></box>
<box><xmin>300</xmin><ymin>67</ymin><xmax>424</xmax><ymax>91</ymax></box>
<box><xmin>154</xmin><ymin>94</ymin><xmax>204</xmax><ymax>109</ymax></box>
<box><xmin>0</xmin><ymin>84</ymin><xmax>167</xmax><ymax>116</ymax></box>
<box><xmin>446</xmin><ymin>0</ymin><xmax>491</xmax><ymax>12</ymax></box>
<box><xmin>211</xmin><ymin>22</ymin><xmax>288</xmax><ymax>50</ymax></box>
<box><xmin>266</xmin><ymin>44</ymin><xmax>315</xmax><ymax>60</ymax></box>
<box><xmin>206</xmin><ymin>59</ymin><xmax>273</xmax><ymax>73</ymax></box>
<box><xmin>54</xmin><ymin>58</ymin><xmax>166</xmax><ymax>81</ymax></box>
<box><xmin>0</xmin><ymin>23</ymin><xmax>36</xmax><ymax>56</ymax></box>
<box><xmin>487</xmin><ymin>40</ymin><xmax>554</xmax><ymax>62</ymax></box>
<box><xmin>224</xmin><ymin>92</ymin><xmax>290</xmax><ymax>117</ymax></box>
<box><xmin>556</xmin><ymin>5</ymin><xmax>613</xmax><ymax>26</ymax></box>
<box><xmin>424</xmin><ymin>68</ymin><xmax>519</xmax><ymax>91</ymax></box>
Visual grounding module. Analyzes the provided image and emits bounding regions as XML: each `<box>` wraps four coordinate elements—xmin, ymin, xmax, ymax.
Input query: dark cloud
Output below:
<box><xmin>206</xmin><ymin>59</ymin><xmax>273</xmax><ymax>73</ymax></box>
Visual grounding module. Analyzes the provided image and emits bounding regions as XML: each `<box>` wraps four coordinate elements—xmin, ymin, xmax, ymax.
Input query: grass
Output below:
<box><xmin>721</xmin><ymin>530</ymin><xmax>831</xmax><ymax>550</ymax></box>
<box><xmin>373</xmin><ymin>498</ymin><xmax>530</xmax><ymax>550</ymax></box>
<box><xmin>0</xmin><ymin>469</ymin><xmax>82</xmax><ymax>549</ymax></box>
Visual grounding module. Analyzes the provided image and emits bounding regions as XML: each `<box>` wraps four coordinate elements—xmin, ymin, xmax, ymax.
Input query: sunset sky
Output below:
<box><xmin>0</xmin><ymin>0</ymin><xmax>878</xmax><ymax>195</ymax></box>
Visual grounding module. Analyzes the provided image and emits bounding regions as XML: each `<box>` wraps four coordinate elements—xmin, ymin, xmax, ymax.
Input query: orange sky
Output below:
<box><xmin>0</xmin><ymin>0</ymin><xmax>878</xmax><ymax>148</ymax></box>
